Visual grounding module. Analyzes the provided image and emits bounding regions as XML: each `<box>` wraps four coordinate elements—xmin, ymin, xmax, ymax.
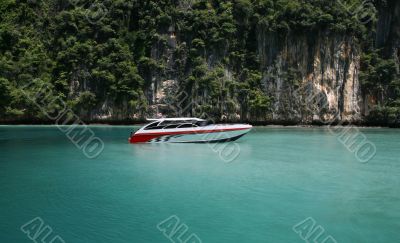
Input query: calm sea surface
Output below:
<box><xmin>0</xmin><ymin>126</ymin><xmax>399</xmax><ymax>243</ymax></box>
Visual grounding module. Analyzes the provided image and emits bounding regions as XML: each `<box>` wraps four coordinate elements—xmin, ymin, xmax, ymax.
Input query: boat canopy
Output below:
<box><xmin>142</xmin><ymin>118</ymin><xmax>209</xmax><ymax>130</ymax></box>
<box><xmin>146</xmin><ymin>118</ymin><xmax>206</xmax><ymax>122</ymax></box>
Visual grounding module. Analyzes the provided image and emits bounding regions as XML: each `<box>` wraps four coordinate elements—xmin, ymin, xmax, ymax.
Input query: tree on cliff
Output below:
<box><xmin>0</xmin><ymin>0</ymin><xmax>399</xmax><ymax>125</ymax></box>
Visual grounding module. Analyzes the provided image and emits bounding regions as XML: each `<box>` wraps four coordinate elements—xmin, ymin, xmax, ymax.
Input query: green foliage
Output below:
<box><xmin>253</xmin><ymin>0</ymin><xmax>372</xmax><ymax>34</ymax></box>
<box><xmin>360</xmin><ymin>50</ymin><xmax>398</xmax><ymax>93</ymax></box>
<box><xmin>249</xmin><ymin>89</ymin><xmax>271</xmax><ymax>117</ymax></box>
<box><xmin>360</xmin><ymin>49</ymin><xmax>400</xmax><ymax>125</ymax></box>
<box><xmin>285</xmin><ymin>67</ymin><xmax>302</xmax><ymax>88</ymax></box>
<box><xmin>72</xmin><ymin>91</ymin><xmax>97</xmax><ymax>112</ymax></box>
<box><xmin>0</xmin><ymin>0</ymin><xmax>395</xmax><ymax>124</ymax></box>
<box><xmin>0</xmin><ymin>77</ymin><xmax>11</xmax><ymax>114</ymax></box>
<box><xmin>367</xmin><ymin>102</ymin><xmax>400</xmax><ymax>127</ymax></box>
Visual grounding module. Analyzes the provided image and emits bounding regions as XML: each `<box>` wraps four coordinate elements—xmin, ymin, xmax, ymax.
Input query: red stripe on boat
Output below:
<box><xmin>129</xmin><ymin>134</ymin><xmax>161</xmax><ymax>143</ymax></box>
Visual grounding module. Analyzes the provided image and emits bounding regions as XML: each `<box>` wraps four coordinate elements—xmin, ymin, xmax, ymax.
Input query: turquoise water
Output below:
<box><xmin>0</xmin><ymin>126</ymin><xmax>399</xmax><ymax>243</ymax></box>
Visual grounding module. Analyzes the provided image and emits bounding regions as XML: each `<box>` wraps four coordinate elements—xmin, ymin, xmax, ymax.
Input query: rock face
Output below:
<box><xmin>376</xmin><ymin>0</ymin><xmax>400</xmax><ymax>58</ymax></box>
<box><xmin>257</xmin><ymin>32</ymin><xmax>362</xmax><ymax>123</ymax></box>
<box><xmin>85</xmin><ymin>2</ymin><xmax>399</xmax><ymax>124</ymax></box>
<box><xmin>145</xmin><ymin>29</ymin><xmax>363</xmax><ymax>124</ymax></box>
<box><xmin>4</xmin><ymin>1</ymin><xmax>400</xmax><ymax>125</ymax></box>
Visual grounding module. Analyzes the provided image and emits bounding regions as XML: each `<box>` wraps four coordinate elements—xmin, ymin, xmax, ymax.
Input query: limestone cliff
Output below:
<box><xmin>145</xmin><ymin>30</ymin><xmax>363</xmax><ymax>124</ymax></box>
<box><xmin>140</xmin><ymin>1</ymin><xmax>399</xmax><ymax>125</ymax></box>
<box><xmin>2</xmin><ymin>0</ymin><xmax>399</xmax><ymax>125</ymax></box>
<box><xmin>258</xmin><ymin>32</ymin><xmax>361</xmax><ymax>123</ymax></box>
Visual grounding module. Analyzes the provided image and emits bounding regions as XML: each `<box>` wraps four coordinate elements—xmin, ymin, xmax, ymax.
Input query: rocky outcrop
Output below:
<box><xmin>86</xmin><ymin>3</ymin><xmax>399</xmax><ymax>125</ymax></box>
<box><xmin>258</xmin><ymin>31</ymin><xmax>362</xmax><ymax>123</ymax></box>
<box><xmin>143</xmin><ymin>29</ymin><xmax>363</xmax><ymax>124</ymax></box>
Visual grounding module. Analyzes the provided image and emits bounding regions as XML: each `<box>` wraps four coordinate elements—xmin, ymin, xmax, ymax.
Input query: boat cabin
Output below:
<box><xmin>143</xmin><ymin>118</ymin><xmax>209</xmax><ymax>130</ymax></box>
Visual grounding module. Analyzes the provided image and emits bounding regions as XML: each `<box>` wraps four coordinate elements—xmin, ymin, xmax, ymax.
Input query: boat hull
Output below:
<box><xmin>129</xmin><ymin>125</ymin><xmax>252</xmax><ymax>144</ymax></box>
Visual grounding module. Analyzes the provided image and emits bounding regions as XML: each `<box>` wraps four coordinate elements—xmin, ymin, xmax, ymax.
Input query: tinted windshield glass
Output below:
<box><xmin>159</xmin><ymin>121</ymin><xmax>181</xmax><ymax>126</ymax></box>
<box><xmin>144</xmin><ymin>120</ymin><xmax>203</xmax><ymax>130</ymax></box>
<box><xmin>144</xmin><ymin>122</ymin><xmax>161</xmax><ymax>130</ymax></box>
<box><xmin>164</xmin><ymin>124</ymin><xmax>180</xmax><ymax>129</ymax></box>
<box><xmin>159</xmin><ymin>120</ymin><xmax>197</xmax><ymax>126</ymax></box>
<box><xmin>178</xmin><ymin>123</ymin><xmax>197</xmax><ymax>128</ymax></box>
<box><xmin>195</xmin><ymin>120</ymin><xmax>212</xmax><ymax>126</ymax></box>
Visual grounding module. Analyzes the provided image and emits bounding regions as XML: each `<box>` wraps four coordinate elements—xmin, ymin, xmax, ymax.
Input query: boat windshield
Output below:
<box><xmin>143</xmin><ymin>119</ymin><xmax>210</xmax><ymax>130</ymax></box>
<box><xmin>143</xmin><ymin>122</ymin><xmax>162</xmax><ymax>130</ymax></box>
<box><xmin>195</xmin><ymin>120</ymin><xmax>211</xmax><ymax>127</ymax></box>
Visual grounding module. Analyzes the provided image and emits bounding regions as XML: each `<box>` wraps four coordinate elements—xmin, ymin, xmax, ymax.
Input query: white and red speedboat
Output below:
<box><xmin>129</xmin><ymin>118</ymin><xmax>252</xmax><ymax>143</ymax></box>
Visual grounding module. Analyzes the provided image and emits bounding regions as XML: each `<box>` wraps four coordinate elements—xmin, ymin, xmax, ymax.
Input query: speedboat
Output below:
<box><xmin>129</xmin><ymin>118</ymin><xmax>252</xmax><ymax>143</ymax></box>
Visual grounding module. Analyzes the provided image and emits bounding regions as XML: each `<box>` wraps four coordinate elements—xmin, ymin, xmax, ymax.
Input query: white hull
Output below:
<box><xmin>129</xmin><ymin>118</ymin><xmax>252</xmax><ymax>143</ymax></box>
<box><xmin>148</xmin><ymin>128</ymin><xmax>251</xmax><ymax>143</ymax></box>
